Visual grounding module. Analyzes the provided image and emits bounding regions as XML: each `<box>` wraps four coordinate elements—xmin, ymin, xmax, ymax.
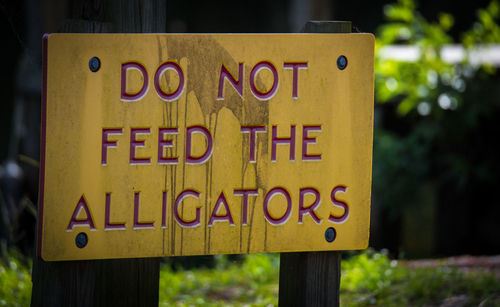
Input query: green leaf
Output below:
<box><xmin>438</xmin><ymin>13</ymin><xmax>454</xmax><ymax>31</ymax></box>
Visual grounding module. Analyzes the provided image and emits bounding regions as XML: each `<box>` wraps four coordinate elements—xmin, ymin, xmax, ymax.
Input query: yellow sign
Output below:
<box><xmin>39</xmin><ymin>33</ymin><xmax>374</xmax><ymax>261</ymax></box>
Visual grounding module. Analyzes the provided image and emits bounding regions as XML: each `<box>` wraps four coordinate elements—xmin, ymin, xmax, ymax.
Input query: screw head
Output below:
<box><xmin>75</xmin><ymin>232</ymin><xmax>88</xmax><ymax>248</ymax></box>
<box><xmin>89</xmin><ymin>57</ymin><xmax>101</xmax><ymax>72</ymax></box>
<box><xmin>337</xmin><ymin>55</ymin><xmax>348</xmax><ymax>70</ymax></box>
<box><xmin>325</xmin><ymin>227</ymin><xmax>336</xmax><ymax>243</ymax></box>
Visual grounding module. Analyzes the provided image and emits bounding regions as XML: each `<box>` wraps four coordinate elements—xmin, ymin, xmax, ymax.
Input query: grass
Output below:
<box><xmin>159</xmin><ymin>254</ymin><xmax>279</xmax><ymax>306</ymax></box>
<box><xmin>0</xmin><ymin>250</ymin><xmax>32</xmax><ymax>307</ymax></box>
<box><xmin>340</xmin><ymin>250</ymin><xmax>500</xmax><ymax>306</ymax></box>
<box><xmin>1</xmin><ymin>249</ymin><xmax>499</xmax><ymax>306</ymax></box>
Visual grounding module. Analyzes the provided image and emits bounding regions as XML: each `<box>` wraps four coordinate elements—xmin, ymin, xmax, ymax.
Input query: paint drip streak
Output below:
<box><xmin>207</xmin><ymin>112</ymin><xmax>218</xmax><ymax>254</ymax></box>
<box><xmin>203</xmin><ymin>114</ymin><xmax>211</xmax><ymax>254</ymax></box>
<box><xmin>239</xmin><ymin>107</ymin><xmax>248</xmax><ymax>253</ymax></box>
<box><xmin>246</xmin><ymin>141</ymin><xmax>259</xmax><ymax>253</ymax></box>
<box><xmin>158</xmin><ymin>37</ymin><xmax>167</xmax><ymax>256</ymax></box>
<box><xmin>180</xmin><ymin>87</ymin><xmax>188</xmax><ymax>256</ymax></box>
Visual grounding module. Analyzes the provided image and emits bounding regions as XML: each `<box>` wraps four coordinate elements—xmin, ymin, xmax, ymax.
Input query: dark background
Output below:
<box><xmin>1</xmin><ymin>0</ymin><xmax>499</xmax><ymax>259</ymax></box>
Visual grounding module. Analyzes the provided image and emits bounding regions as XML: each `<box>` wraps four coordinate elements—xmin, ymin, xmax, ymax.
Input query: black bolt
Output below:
<box><xmin>75</xmin><ymin>232</ymin><xmax>88</xmax><ymax>248</ymax></box>
<box><xmin>325</xmin><ymin>227</ymin><xmax>336</xmax><ymax>243</ymax></box>
<box><xmin>89</xmin><ymin>57</ymin><xmax>101</xmax><ymax>72</ymax></box>
<box><xmin>337</xmin><ymin>55</ymin><xmax>348</xmax><ymax>70</ymax></box>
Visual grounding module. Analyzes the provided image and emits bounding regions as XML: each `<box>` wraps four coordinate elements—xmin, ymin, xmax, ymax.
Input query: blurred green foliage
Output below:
<box><xmin>463</xmin><ymin>0</ymin><xmax>500</xmax><ymax>47</ymax></box>
<box><xmin>341</xmin><ymin>250</ymin><xmax>500</xmax><ymax>306</ymax></box>
<box><xmin>0</xmin><ymin>250</ymin><xmax>31</xmax><ymax>307</ymax></box>
<box><xmin>159</xmin><ymin>254</ymin><xmax>279</xmax><ymax>306</ymax></box>
<box><xmin>2</xmin><ymin>250</ymin><xmax>500</xmax><ymax>306</ymax></box>
<box><xmin>375</xmin><ymin>0</ymin><xmax>499</xmax><ymax>115</ymax></box>
<box><xmin>372</xmin><ymin>0</ymin><xmax>500</xmax><ymax>256</ymax></box>
<box><xmin>159</xmin><ymin>251</ymin><xmax>500</xmax><ymax>306</ymax></box>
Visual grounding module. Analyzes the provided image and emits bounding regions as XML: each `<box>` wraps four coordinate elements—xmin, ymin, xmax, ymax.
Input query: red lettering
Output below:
<box><xmin>130</xmin><ymin>128</ymin><xmax>151</xmax><ymax>165</ymax></box>
<box><xmin>133</xmin><ymin>192</ymin><xmax>154</xmax><ymax>229</ymax></box>
<box><xmin>217</xmin><ymin>63</ymin><xmax>244</xmax><ymax>99</ymax></box>
<box><xmin>208</xmin><ymin>192</ymin><xmax>234</xmax><ymax>226</ymax></box>
<box><xmin>271</xmin><ymin>125</ymin><xmax>296</xmax><ymax>162</ymax></box>
<box><xmin>102</xmin><ymin>128</ymin><xmax>122</xmax><ymax>165</ymax></box>
<box><xmin>158</xmin><ymin>128</ymin><xmax>178</xmax><ymax>164</ymax></box>
<box><xmin>105</xmin><ymin>193</ymin><xmax>126</xmax><ymax>230</ymax></box>
<box><xmin>186</xmin><ymin>126</ymin><xmax>213</xmax><ymax>164</ymax></box>
<box><xmin>329</xmin><ymin>185</ymin><xmax>349</xmax><ymax>223</ymax></box>
<box><xmin>174</xmin><ymin>190</ymin><xmax>201</xmax><ymax>227</ymax></box>
<box><xmin>302</xmin><ymin>125</ymin><xmax>322</xmax><ymax>161</ymax></box>
<box><xmin>216</xmin><ymin>61</ymin><xmax>308</xmax><ymax>100</ymax></box>
<box><xmin>283</xmin><ymin>62</ymin><xmax>308</xmax><ymax>99</ymax></box>
<box><xmin>250</xmin><ymin>61</ymin><xmax>279</xmax><ymax>100</ymax></box>
<box><xmin>121</xmin><ymin>62</ymin><xmax>149</xmax><ymax>102</ymax></box>
<box><xmin>67</xmin><ymin>195</ymin><xmax>96</xmax><ymax>231</ymax></box>
<box><xmin>233</xmin><ymin>189</ymin><xmax>259</xmax><ymax>225</ymax></box>
<box><xmin>263</xmin><ymin>187</ymin><xmax>292</xmax><ymax>225</ymax></box>
<box><xmin>240</xmin><ymin>126</ymin><xmax>266</xmax><ymax>163</ymax></box>
<box><xmin>162</xmin><ymin>191</ymin><xmax>167</xmax><ymax>229</ymax></box>
<box><xmin>154</xmin><ymin>61</ymin><xmax>185</xmax><ymax>101</ymax></box>
<box><xmin>299</xmin><ymin>188</ymin><xmax>321</xmax><ymax>224</ymax></box>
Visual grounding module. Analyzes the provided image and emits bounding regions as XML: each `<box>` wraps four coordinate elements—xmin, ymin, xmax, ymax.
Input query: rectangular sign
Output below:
<box><xmin>39</xmin><ymin>33</ymin><xmax>374</xmax><ymax>261</ymax></box>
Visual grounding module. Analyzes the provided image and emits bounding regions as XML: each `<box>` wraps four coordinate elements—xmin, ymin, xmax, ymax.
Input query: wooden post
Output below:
<box><xmin>31</xmin><ymin>1</ymin><xmax>165</xmax><ymax>306</ymax></box>
<box><xmin>278</xmin><ymin>20</ymin><xmax>352</xmax><ymax>307</ymax></box>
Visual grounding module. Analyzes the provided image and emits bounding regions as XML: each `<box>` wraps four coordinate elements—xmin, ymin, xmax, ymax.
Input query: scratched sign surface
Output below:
<box><xmin>39</xmin><ymin>33</ymin><xmax>374</xmax><ymax>261</ymax></box>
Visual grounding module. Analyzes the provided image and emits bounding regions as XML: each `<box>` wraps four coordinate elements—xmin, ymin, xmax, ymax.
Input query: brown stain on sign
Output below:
<box><xmin>159</xmin><ymin>36</ymin><xmax>270</xmax><ymax>255</ymax></box>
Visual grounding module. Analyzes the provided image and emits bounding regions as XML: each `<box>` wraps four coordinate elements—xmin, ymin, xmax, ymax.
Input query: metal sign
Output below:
<box><xmin>39</xmin><ymin>33</ymin><xmax>374</xmax><ymax>261</ymax></box>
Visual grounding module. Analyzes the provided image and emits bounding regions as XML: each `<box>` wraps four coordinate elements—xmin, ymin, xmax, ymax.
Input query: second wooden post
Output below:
<box><xmin>278</xmin><ymin>20</ymin><xmax>352</xmax><ymax>307</ymax></box>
